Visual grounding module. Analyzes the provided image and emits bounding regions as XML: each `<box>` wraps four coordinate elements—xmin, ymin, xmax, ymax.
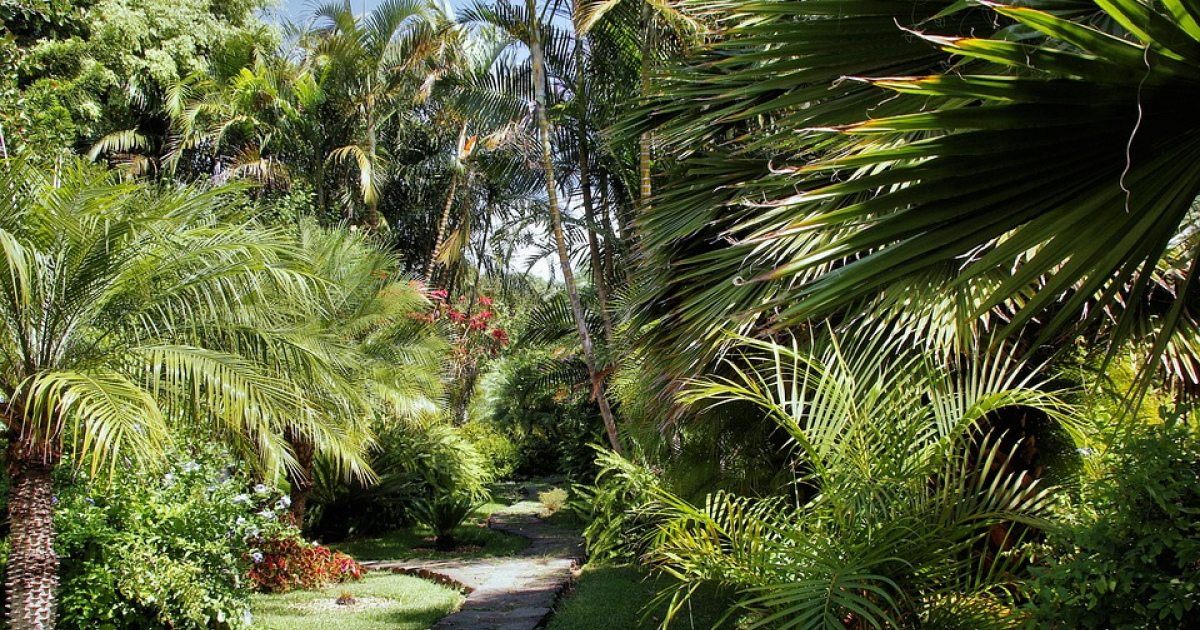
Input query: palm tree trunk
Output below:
<box><xmin>286</xmin><ymin>429</ymin><xmax>316</xmax><ymax>529</ymax></box>
<box><xmin>528</xmin><ymin>0</ymin><xmax>623</xmax><ymax>454</ymax></box>
<box><xmin>574</xmin><ymin>26</ymin><xmax>616</xmax><ymax>344</ymax></box>
<box><xmin>639</xmin><ymin>1</ymin><xmax>654</xmax><ymax>213</ymax></box>
<box><xmin>5</xmin><ymin>438</ymin><xmax>60</xmax><ymax>630</ymax></box>
<box><xmin>426</xmin><ymin>121</ymin><xmax>469</xmax><ymax>284</ymax></box>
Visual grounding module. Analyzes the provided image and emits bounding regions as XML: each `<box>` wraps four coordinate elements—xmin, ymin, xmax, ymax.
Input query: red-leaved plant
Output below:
<box><xmin>245</xmin><ymin>533</ymin><xmax>365</xmax><ymax>593</ymax></box>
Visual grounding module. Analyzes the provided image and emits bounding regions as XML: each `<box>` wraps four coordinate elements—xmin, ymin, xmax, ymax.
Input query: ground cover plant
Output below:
<box><xmin>249</xmin><ymin>571</ymin><xmax>465</xmax><ymax>630</ymax></box>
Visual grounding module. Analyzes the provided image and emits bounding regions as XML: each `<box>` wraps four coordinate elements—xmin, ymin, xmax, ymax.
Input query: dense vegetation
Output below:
<box><xmin>3</xmin><ymin>0</ymin><xmax>1200</xmax><ymax>629</ymax></box>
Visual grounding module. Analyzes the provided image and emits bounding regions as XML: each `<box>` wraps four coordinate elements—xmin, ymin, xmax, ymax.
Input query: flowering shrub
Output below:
<box><xmin>245</xmin><ymin>530</ymin><xmax>365</xmax><ymax>593</ymax></box>
<box><xmin>53</xmin><ymin>446</ymin><xmax>277</xmax><ymax>630</ymax></box>
<box><xmin>411</xmin><ymin>290</ymin><xmax>509</xmax><ymax>369</ymax></box>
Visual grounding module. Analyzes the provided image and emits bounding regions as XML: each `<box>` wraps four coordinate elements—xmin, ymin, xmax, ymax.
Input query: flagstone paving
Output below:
<box><xmin>362</xmin><ymin>497</ymin><xmax>585</xmax><ymax>630</ymax></box>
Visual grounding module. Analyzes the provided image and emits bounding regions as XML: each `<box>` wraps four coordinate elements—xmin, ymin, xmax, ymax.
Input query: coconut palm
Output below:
<box><xmin>632</xmin><ymin>0</ymin><xmax>1200</xmax><ymax>380</ymax></box>
<box><xmin>0</xmin><ymin>159</ymin><xmax>321</xmax><ymax>629</ymax></box>
<box><xmin>642</xmin><ymin>330</ymin><xmax>1076</xmax><ymax>630</ymax></box>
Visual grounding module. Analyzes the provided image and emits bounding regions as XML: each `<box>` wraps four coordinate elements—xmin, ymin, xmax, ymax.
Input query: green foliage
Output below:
<box><xmin>580</xmin><ymin>450</ymin><xmax>667</xmax><ymax>562</ymax></box>
<box><xmin>245</xmin><ymin>531</ymin><xmax>365</xmax><ymax>594</ymax></box>
<box><xmin>476</xmin><ymin>351</ymin><xmax>606</xmax><ymax>479</ymax></box>
<box><xmin>409</xmin><ymin>494</ymin><xmax>482</xmax><ymax>551</ymax></box>
<box><xmin>642</xmin><ymin>332</ymin><xmax>1075</xmax><ymax>630</ymax></box>
<box><xmin>10</xmin><ymin>0</ymin><xmax>276</xmax><ymax>153</ymax></box>
<box><xmin>1023</xmin><ymin>415</ymin><xmax>1200</xmax><ymax>629</ymax></box>
<box><xmin>310</xmin><ymin>422</ymin><xmax>491</xmax><ymax>540</ymax></box>
<box><xmin>461</xmin><ymin>420</ymin><xmax>520</xmax><ymax>480</ymax></box>
<box><xmin>538</xmin><ymin>487</ymin><xmax>569</xmax><ymax>515</ymax></box>
<box><xmin>331</xmin><ymin>520</ymin><xmax>527</xmax><ymax>561</ymax></box>
<box><xmin>53</xmin><ymin>448</ymin><xmax>270</xmax><ymax>630</ymax></box>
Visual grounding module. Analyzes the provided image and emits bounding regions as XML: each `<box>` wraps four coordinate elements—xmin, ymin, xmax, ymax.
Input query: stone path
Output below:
<box><xmin>363</xmin><ymin>498</ymin><xmax>585</xmax><ymax>630</ymax></box>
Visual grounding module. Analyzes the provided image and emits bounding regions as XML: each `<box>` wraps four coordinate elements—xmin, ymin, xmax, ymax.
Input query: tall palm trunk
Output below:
<box><xmin>574</xmin><ymin>26</ymin><xmax>616</xmax><ymax>344</ymax></box>
<box><xmin>426</xmin><ymin>120</ymin><xmax>470</xmax><ymax>284</ymax></box>
<box><xmin>5</xmin><ymin>435</ymin><xmax>61</xmax><ymax>630</ymax></box>
<box><xmin>528</xmin><ymin>0</ymin><xmax>622</xmax><ymax>454</ymax></box>
<box><xmin>638</xmin><ymin>1</ymin><xmax>654</xmax><ymax>213</ymax></box>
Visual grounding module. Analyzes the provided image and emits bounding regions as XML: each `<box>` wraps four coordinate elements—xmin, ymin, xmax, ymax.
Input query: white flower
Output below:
<box><xmin>163</xmin><ymin>473</ymin><xmax>176</xmax><ymax>486</ymax></box>
<box><xmin>242</xmin><ymin>609</ymin><xmax>253</xmax><ymax>626</ymax></box>
<box><xmin>233</xmin><ymin>494</ymin><xmax>250</xmax><ymax>504</ymax></box>
<box><xmin>277</xmin><ymin>496</ymin><xmax>292</xmax><ymax>510</ymax></box>
<box><xmin>258</xmin><ymin>509</ymin><xmax>276</xmax><ymax>520</ymax></box>
<box><xmin>253</xmin><ymin>483</ymin><xmax>268</xmax><ymax>494</ymax></box>
<box><xmin>236</xmin><ymin>517</ymin><xmax>247</xmax><ymax>526</ymax></box>
<box><xmin>250</xmin><ymin>552</ymin><xmax>264</xmax><ymax>563</ymax></box>
<box><xmin>181</xmin><ymin>461</ymin><xmax>201</xmax><ymax>473</ymax></box>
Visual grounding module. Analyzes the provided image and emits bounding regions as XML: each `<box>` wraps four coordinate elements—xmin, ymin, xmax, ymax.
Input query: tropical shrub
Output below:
<box><xmin>309</xmin><ymin>421</ymin><xmax>492</xmax><ymax>540</ymax></box>
<box><xmin>580</xmin><ymin>451</ymin><xmax>669</xmax><ymax>562</ymax></box>
<box><xmin>245</xmin><ymin>532</ymin><xmax>365</xmax><ymax>593</ymax></box>
<box><xmin>461</xmin><ymin>420</ymin><xmax>520</xmax><ymax>480</ymax></box>
<box><xmin>409</xmin><ymin>494</ymin><xmax>482</xmax><ymax>552</ymax></box>
<box><xmin>643</xmin><ymin>333</ymin><xmax>1075</xmax><ymax>630</ymax></box>
<box><xmin>52</xmin><ymin>449</ymin><xmax>275</xmax><ymax>630</ymax></box>
<box><xmin>477</xmin><ymin>351</ymin><xmax>606</xmax><ymax>479</ymax></box>
<box><xmin>1023</xmin><ymin>414</ymin><xmax>1200</xmax><ymax>629</ymax></box>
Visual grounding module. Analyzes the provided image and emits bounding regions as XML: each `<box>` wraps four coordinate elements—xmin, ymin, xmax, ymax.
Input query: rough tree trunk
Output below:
<box><xmin>426</xmin><ymin>120</ymin><xmax>470</xmax><ymax>284</ymax></box>
<box><xmin>286</xmin><ymin>430</ymin><xmax>315</xmax><ymax>529</ymax></box>
<box><xmin>5</xmin><ymin>438</ymin><xmax>61</xmax><ymax>630</ymax></box>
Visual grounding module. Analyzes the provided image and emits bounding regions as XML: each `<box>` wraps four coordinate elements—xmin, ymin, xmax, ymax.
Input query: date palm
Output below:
<box><xmin>280</xmin><ymin>223</ymin><xmax>446</xmax><ymax>525</ymax></box>
<box><xmin>0</xmin><ymin>159</ymin><xmax>315</xmax><ymax>629</ymax></box>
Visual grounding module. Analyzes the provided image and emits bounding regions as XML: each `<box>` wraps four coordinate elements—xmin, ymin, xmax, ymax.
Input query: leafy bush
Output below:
<box><xmin>52</xmin><ymin>449</ymin><xmax>277</xmax><ymax>630</ymax></box>
<box><xmin>581</xmin><ymin>451</ymin><xmax>667</xmax><ymax>562</ymax></box>
<box><xmin>1023</xmin><ymin>415</ymin><xmax>1200</xmax><ymax>629</ymax></box>
<box><xmin>245</xmin><ymin>531</ymin><xmax>365</xmax><ymax>593</ymax></box>
<box><xmin>538</xmin><ymin>487</ymin><xmax>569</xmax><ymax>515</ymax></box>
<box><xmin>409</xmin><ymin>494</ymin><xmax>482</xmax><ymax>551</ymax></box>
<box><xmin>461</xmin><ymin>420</ymin><xmax>520</xmax><ymax>480</ymax></box>
<box><xmin>475</xmin><ymin>352</ymin><xmax>606</xmax><ymax>480</ymax></box>
<box><xmin>309</xmin><ymin>421</ymin><xmax>492</xmax><ymax>540</ymax></box>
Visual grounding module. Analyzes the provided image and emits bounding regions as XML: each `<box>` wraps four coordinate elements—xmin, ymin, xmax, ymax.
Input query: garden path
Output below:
<box><xmin>362</xmin><ymin>494</ymin><xmax>585</xmax><ymax>630</ymax></box>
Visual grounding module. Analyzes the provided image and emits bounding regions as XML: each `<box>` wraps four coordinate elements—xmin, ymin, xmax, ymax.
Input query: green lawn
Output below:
<box><xmin>544</xmin><ymin>565</ymin><xmax>742</xmax><ymax>630</ymax></box>
<box><xmin>250</xmin><ymin>571</ymin><xmax>464</xmax><ymax>630</ymax></box>
<box><xmin>331</xmin><ymin>524</ymin><xmax>528</xmax><ymax>560</ymax></box>
<box><xmin>331</xmin><ymin>502</ymin><xmax>528</xmax><ymax>560</ymax></box>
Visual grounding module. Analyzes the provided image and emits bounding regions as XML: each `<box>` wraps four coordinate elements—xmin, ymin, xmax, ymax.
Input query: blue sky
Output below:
<box><xmin>271</xmin><ymin>0</ymin><xmax>463</xmax><ymax>24</ymax></box>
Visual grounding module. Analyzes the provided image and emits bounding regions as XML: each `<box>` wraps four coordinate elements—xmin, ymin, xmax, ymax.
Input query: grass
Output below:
<box><xmin>544</xmin><ymin>564</ymin><xmax>742</xmax><ymax>630</ymax></box>
<box><xmin>250</xmin><ymin>571</ymin><xmax>464</xmax><ymax>630</ymax></box>
<box><xmin>330</xmin><ymin>502</ymin><xmax>528</xmax><ymax>560</ymax></box>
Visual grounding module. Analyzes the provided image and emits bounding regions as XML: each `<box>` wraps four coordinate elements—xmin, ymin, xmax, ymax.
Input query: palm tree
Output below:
<box><xmin>644</xmin><ymin>331</ymin><xmax>1075</xmax><ymax>629</ymax></box>
<box><xmin>462</xmin><ymin>0</ymin><xmax>624</xmax><ymax>452</ymax></box>
<box><xmin>632</xmin><ymin>0</ymin><xmax>1200</xmax><ymax>380</ymax></box>
<box><xmin>280</xmin><ymin>223</ymin><xmax>446</xmax><ymax>525</ymax></box>
<box><xmin>308</xmin><ymin>0</ymin><xmax>442</xmax><ymax>227</ymax></box>
<box><xmin>0</xmin><ymin>159</ymin><xmax>315</xmax><ymax>629</ymax></box>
